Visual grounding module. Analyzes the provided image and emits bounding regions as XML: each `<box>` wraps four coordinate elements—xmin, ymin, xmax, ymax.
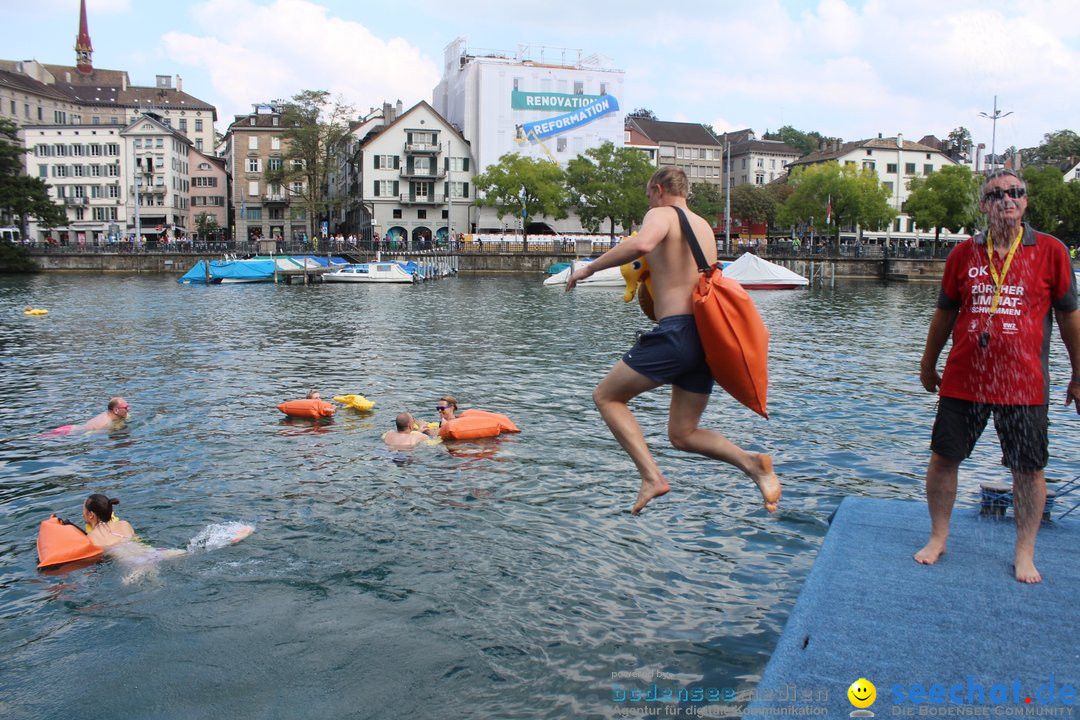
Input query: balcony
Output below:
<box><xmin>399</xmin><ymin>168</ymin><xmax>446</xmax><ymax>181</ymax></box>
<box><xmin>263</xmin><ymin>194</ymin><xmax>288</xmax><ymax>204</ymax></box>
<box><xmin>64</xmin><ymin>197</ymin><xmax>89</xmax><ymax>206</ymax></box>
<box><xmin>399</xmin><ymin>192</ymin><xmax>445</xmax><ymax>206</ymax></box>
<box><xmin>404</xmin><ymin>141</ymin><xmax>441</xmax><ymax>154</ymax></box>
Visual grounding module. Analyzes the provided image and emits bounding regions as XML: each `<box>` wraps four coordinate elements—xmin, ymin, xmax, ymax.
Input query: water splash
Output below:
<box><xmin>186</xmin><ymin>522</ymin><xmax>255</xmax><ymax>552</ymax></box>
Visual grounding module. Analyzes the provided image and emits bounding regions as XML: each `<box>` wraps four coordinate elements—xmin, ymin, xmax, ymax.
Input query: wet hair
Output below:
<box><xmin>395</xmin><ymin>412</ymin><xmax>412</xmax><ymax>431</ymax></box>
<box><xmin>438</xmin><ymin>395</ymin><xmax>458</xmax><ymax>410</ymax></box>
<box><xmin>85</xmin><ymin>494</ymin><xmax>119</xmax><ymax>522</ymax></box>
<box><xmin>647</xmin><ymin>166</ymin><xmax>689</xmax><ymax>199</ymax></box>
<box><xmin>982</xmin><ymin>168</ymin><xmax>1026</xmax><ymax>192</ymax></box>
<box><xmin>306</xmin><ymin>390</ymin><xmax>321</xmax><ymax>399</ymax></box>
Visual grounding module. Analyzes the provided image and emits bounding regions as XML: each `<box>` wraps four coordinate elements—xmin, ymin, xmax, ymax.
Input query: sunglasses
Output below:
<box><xmin>114</xmin><ymin>404</ymin><xmax>130</xmax><ymax>410</ymax></box>
<box><xmin>983</xmin><ymin>187</ymin><xmax>1025</xmax><ymax>202</ymax></box>
<box><xmin>436</xmin><ymin>405</ymin><xmax>451</xmax><ymax>411</ymax></box>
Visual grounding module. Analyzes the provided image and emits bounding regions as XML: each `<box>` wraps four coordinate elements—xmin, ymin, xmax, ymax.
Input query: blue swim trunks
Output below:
<box><xmin>623</xmin><ymin>314</ymin><xmax>714</xmax><ymax>394</ymax></box>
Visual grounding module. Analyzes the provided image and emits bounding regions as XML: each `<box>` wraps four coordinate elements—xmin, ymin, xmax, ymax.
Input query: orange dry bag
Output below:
<box><xmin>459</xmin><ymin>409</ymin><xmax>520</xmax><ymax>434</ymax></box>
<box><xmin>37</xmin><ymin>514</ymin><xmax>104</xmax><ymax>570</ymax></box>
<box><xmin>277</xmin><ymin>399</ymin><xmax>336</xmax><ymax>419</ymax></box>
<box><xmin>674</xmin><ymin>207</ymin><xmax>769</xmax><ymax>418</ymax></box>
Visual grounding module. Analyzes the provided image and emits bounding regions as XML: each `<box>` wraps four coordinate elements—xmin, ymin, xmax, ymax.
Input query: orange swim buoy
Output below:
<box><xmin>37</xmin><ymin>514</ymin><xmax>103</xmax><ymax>570</ymax></box>
<box><xmin>276</xmin><ymin>399</ymin><xmax>336</xmax><ymax>419</ymax></box>
<box><xmin>438</xmin><ymin>410</ymin><xmax>520</xmax><ymax>440</ymax></box>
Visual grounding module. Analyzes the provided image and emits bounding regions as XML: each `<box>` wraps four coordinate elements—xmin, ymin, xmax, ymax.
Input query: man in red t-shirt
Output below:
<box><xmin>915</xmin><ymin>169</ymin><xmax>1080</xmax><ymax>583</ymax></box>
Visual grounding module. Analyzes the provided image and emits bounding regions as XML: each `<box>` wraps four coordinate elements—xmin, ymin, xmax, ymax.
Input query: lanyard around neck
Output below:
<box><xmin>984</xmin><ymin>227</ymin><xmax>1024</xmax><ymax>316</ymax></box>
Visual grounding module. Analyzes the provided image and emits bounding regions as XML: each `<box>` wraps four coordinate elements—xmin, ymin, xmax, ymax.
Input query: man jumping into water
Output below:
<box><xmin>566</xmin><ymin>167</ymin><xmax>780</xmax><ymax>514</ymax></box>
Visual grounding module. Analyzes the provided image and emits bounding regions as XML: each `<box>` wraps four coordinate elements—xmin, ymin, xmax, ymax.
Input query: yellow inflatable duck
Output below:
<box><xmin>23</xmin><ymin>307</ymin><xmax>49</xmax><ymax>316</ymax></box>
<box><xmin>333</xmin><ymin>394</ymin><xmax>375</xmax><ymax>411</ymax></box>
<box><xmin>620</xmin><ymin>258</ymin><xmax>656</xmax><ymax>321</ymax></box>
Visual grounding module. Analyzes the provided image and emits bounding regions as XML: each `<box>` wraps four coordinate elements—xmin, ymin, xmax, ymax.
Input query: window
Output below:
<box><xmin>863</xmin><ymin>161</ymin><xmax>875</xmax><ymax>171</ymax></box>
<box><xmin>574</xmin><ymin>81</ymin><xmax>584</xmax><ymax>94</ymax></box>
<box><xmin>8</xmin><ymin>100</ymin><xmax>14</xmax><ymax>114</ymax></box>
<box><xmin>88</xmin><ymin>144</ymin><xmax>102</xmax><ymax>156</ymax></box>
<box><xmin>195</xmin><ymin>139</ymin><xmax>203</xmax><ymax>151</ymax></box>
<box><xmin>178</xmin><ymin>119</ymin><xmax>187</xmax><ymax>131</ymax></box>
<box><xmin>90</xmin><ymin>185</ymin><xmax>103</xmax><ymax>198</ymax></box>
<box><xmin>72</xmin><ymin>185</ymin><xmax>85</xmax><ymax>198</ymax></box>
<box><xmin>417</xmin><ymin>210</ymin><xmax>427</xmax><ymax>219</ymax></box>
<box><xmin>73</xmin><ymin>165</ymin><xmax>84</xmax><ymax>177</ymax></box>
<box><xmin>375</xmin><ymin>155</ymin><xmax>398</xmax><ymax>169</ymax></box>
<box><xmin>246</xmin><ymin>208</ymin><xmax>262</xmax><ymax>220</ymax></box>
<box><xmin>54</xmin><ymin>110</ymin><xmax>66</xmax><ymax>124</ymax></box>
<box><xmin>195</xmin><ymin>119</ymin><xmax>203</xmax><ymax>132</ymax></box>
<box><xmin>756</xmin><ymin>159</ymin><xmax>764</xmax><ymax>168</ymax></box>
<box><xmin>415</xmin><ymin>182</ymin><xmax>429</xmax><ymax>199</ymax></box>
<box><xmin>923</xmin><ymin>164</ymin><xmax>934</xmax><ymax>175</ymax></box>
<box><xmin>92</xmin><ymin>116</ymin><xmax>100</xmax><ymax>125</ymax></box>
<box><xmin>155</xmin><ymin>138</ymin><xmax>163</xmax><ymax>148</ymax></box>
<box><xmin>248</xmin><ymin>136</ymin><xmax>258</xmax><ymax>150</ymax></box>
<box><xmin>600</xmin><ymin>82</ymin><xmax>607</xmax><ymax>95</ymax></box>
<box><xmin>105</xmin><ymin>143</ymin><xmax>119</xmax><ymax>155</ymax></box>
<box><xmin>449</xmin><ymin>181</ymin><xmax>469</xmax><ymax>199</ymax></box>
<box><xmin>375</xmin><ymin>180</ymin><xmax>396</xmax><ymax>197</ymax></box>
<box><xmin>414</xmin><ymin>157</ymin><xmax>430</xmax><ymax>175</ymax></box>
<box><xmin>108</xmin><ymin>185</ymin><xmax>119</xmax><ymax>198</ymax></box>
<box><xmin>905</xmin><ymin>163</ymin><xmax>916</xmax><ymax>174</ymax></box>
<box><xmin>55</xmin><ymin>144</ymin><xmax>68</xmax><ymax>157</ymax></box>
<box><xmin>38</xmin><ymin>164</ymin><xmax>47</xmax><ymax>177</ymax></box>
<box><xmin>54</xmin><ymin>165</ymin><xmax>68</xmax><ymax>177</ymax></box>
<box><xmin>270</xmin><ymin>137</ymin><xmax>280</xmax><ymax>151</ymax></box>
<box><xmin>886</xmin><ymin>163</ymin><xmax>897</xmax><ymax>174</ymax></box>
<box><xmin>106</xmin><ymin>164</ymin><xmax>118</xmax><ymax>177</ymax></box>
<box><xmin>882</xmin><ymin>181</ymin><xmax>893</xmax><ymax>193</ymax></box>
<box><xmin>557</xmin><ymin>137</ymin><xmax>567</xmax><ymax>152</ymax></box>
<box><xmin>246</xmin><ymin>158</ymin><xmax>261</xmax><ymax>172</ymax></box>
<box><xmin>268</xmin><ymin>158</ymin><xmax>282</xmax><ymax>171</ymax></box>
<box><xmin>72</xmin><ymin>144</ymin><xmax>84</xmax><ymax>156</ymax></box>
<box><xmin>74</xmin><ymin>208</ymin><xmax>85</xmax><ymax>220</ymax></box>
<box><xmin>447</xmin><ymin>157</ymin><xmax>469</xmax><ymax>172</ymax></box>
<box><xmin>291</xmin><ymin>181</ymin><xmax>303</xmax><ymax>195</ymax></box>
<box><xmin>248</xmin><ymin>180</ymin><xmax>259</xmax><ymax>196</ymax></box>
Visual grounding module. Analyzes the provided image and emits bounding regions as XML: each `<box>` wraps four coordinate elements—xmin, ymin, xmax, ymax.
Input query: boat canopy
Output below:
<box><xmin>722</xmin><ymin>253</ymin><xmax>809</xmax><ymax>288</ymax></box>
<box><xmin>178</xmin><ymin>259</ymin><xmax>277</xmax><ymax>284</ymax></box>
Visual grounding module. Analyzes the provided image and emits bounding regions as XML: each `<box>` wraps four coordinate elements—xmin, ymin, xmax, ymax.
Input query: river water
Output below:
<box><xmin>1</xmin><ymin>273</ymin><xmax>1077</xmax><ymax>719</ymax></box>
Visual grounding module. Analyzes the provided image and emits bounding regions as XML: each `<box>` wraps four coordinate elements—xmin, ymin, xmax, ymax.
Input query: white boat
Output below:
<box><xmin>722</xmin><ymin>253</ymin><xmax>809</xmax><ymax>289</ymax></box>
<box><xmin>324</xmin><ymin>263</ymin><xmax>416</xmax><ymax>284</ymax></box>
<box><xmin>542</xmin><ymin>259</ymin><xmax>624</xmax><ymax>287</ymax></box>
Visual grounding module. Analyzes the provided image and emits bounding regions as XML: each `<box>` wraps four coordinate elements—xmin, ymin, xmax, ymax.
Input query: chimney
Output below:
<box><xmin>975</xmin><ymin>143</ymin><xmax>985</xmax><ymax>172</ymax></box>
<box><xmin>396</xmin><ymin>99</ymin><xmax>403</xmax><ymax>116</ymax></box>
<box><xmin>382</xmin><ymin>101</ymin><xmax>393</xmax><ymax>124</ymax></box>
<box><xmin>176</xmin><ymin>75</ymin><xmax>183</xmax><ymax>93</ymax></box>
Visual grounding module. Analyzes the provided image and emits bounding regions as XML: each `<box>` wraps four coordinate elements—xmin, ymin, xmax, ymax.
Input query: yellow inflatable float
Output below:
<box><xmin>333</xmin><ymin>394</ymin><xmax>375</xmax><ymax>411</ymax></box>
<box><xmin>620</xmin><ymin>258</ymin><xmax>655</xmax><ymax>320</ymax></box>
<box><xmin>23</xmin><ymin>307</ymin><xmax>49</xmax><ymax>316</ymax></box>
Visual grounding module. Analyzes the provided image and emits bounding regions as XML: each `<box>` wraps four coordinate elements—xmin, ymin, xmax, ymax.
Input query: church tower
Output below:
<box><xmin>74</xmin><ymin>0</ymin><xmax>93</xmax><ymax>74</ymax></box>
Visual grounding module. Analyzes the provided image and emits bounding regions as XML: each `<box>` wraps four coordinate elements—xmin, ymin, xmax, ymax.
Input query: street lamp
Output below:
<box><xmin>978</xmin><ymin>95</ymin><xmax>1013</xmax><ymax>172</ymax></box>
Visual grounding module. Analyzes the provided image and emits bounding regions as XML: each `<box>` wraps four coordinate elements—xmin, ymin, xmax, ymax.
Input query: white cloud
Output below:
<box><xmin>163</xmin><ymin>0</ymin><xmax>439</xmax><ymax>126</ymax></box>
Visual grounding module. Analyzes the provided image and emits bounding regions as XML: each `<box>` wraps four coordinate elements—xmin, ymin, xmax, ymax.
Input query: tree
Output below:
<box><xmin>194</xmin><ymin>212</ymin><xmax>219</xmax><ymax>241</ymax></box>
<box><xmin>730</xmin><ymin>183</ymin><xmax>792</xmax><ymax>238</ymax></box>
<box><xmin>946</xmin><ymin>127</ymin><xmax>972</xmax><ymax>152</ymax></box>
<box><xmin>1021</xmin><ymin>129</ymin><xmax>1080</xmax><ymax>167</ymax></box>
<box><xmin>1021</xmin><ymin>166</ymin><xmax>1071</xmax><ymax>236</ymax></box>
<box><xmin>762</xmin><ymin>125</ymin><xmax>832</xmax><ymax>157</ymax></box>
<box><xmin>565</xmin><ymin>142</ymin><xmax>654</xmax><ymax>238</ymax></box>
<box><xmin>265</xmin><ymin>90</ymin><xmax>355</xmax><ymax>240</ymax></box>
<box><xmin>0</xmin><ymin>118</ymin><xmax>67</xmax><ymax>235</ymax></box>
<box><xmin>904</xmin><ymin>165</ymin><xmax>982</xmax><ymax>252</ymax></box>
<box><xmin>688</xmin><ymin>182</ymin><xmax>724</xmax><ymax>225</ymax></box>
<box><xmin>776</xmin><ymin>161</ymin><xmax>895</xmax><ymax>248</ymax></box>
<box><xmin>627</xmin><ymin>108</ymin><xmax>657</xmax><ymax>120</ymax></box>
<box><xmin>473</xmin><ymin>153</ymin><xmax>568</xmax><ymax>250</ymax></box>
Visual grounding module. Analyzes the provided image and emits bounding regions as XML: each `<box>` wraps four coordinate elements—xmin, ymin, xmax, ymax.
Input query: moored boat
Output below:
<box><xmin>722</xmin><ymin>253</ymin><xmax>809</xmax><ymax>289</ymax></box>
<box><xmin>542</xmin><ymin>259</ymin><xmax>624</xmax><ymax>287</ymax></box>
<box><xmin>324</xmin><ymin>263</ymin><xmax>417</xmax><ymax>284</ymax></box>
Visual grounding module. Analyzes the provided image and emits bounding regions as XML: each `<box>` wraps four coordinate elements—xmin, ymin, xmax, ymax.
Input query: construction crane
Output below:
<box><xmin>514</xmin><ymin>126</ymin><xmax>560</xmax><ymax>165</ymax></box>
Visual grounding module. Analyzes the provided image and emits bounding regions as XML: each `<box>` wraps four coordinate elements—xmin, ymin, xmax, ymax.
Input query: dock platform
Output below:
<box><xmin>744</xmin><ymin>497</ymin><xmax>1079</xmax><ymax>716</ymax></box>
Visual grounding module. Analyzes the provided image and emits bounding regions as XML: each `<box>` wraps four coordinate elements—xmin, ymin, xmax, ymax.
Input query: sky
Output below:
<box><xmin>6</xmin><ymin>0</ymin><xmax>1078</xmax><ymax>153</ymax></box>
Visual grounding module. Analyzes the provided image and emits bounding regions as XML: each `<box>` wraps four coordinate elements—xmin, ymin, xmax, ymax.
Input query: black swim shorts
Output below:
<box><xmin>623</xmin><ymin>314</ymin><xmax>714</xmax><ymax>395</ymax></box>
<box><xmin>930</xmin><ymin>396</ymin><xmax>1049</xmax><ymax>471</ymax></box>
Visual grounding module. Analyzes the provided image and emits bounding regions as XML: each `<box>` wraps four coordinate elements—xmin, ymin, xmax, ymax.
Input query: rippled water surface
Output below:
<box><xmin>2</xmin><ymin>273</ymin><xmax>1077</xmax><ymax>719</ymax></box>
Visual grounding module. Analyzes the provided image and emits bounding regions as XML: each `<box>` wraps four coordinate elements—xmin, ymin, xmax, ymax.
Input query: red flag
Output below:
<box><xmin>826</xmin><ymin>194</ymin><xmax>832</xmax><ymax>225</ymax></box>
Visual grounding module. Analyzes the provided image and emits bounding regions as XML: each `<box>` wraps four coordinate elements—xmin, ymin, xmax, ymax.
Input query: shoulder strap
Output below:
<box><xmin>673</xmin><ymin>206</ymin><xmax>710</xmax><ymax>273</ymax></box>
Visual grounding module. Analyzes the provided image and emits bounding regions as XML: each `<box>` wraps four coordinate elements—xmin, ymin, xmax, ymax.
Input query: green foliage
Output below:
<box><xmin>762</xmin><ymin>125</ymin><xmax>832</xmax><ymax>157</ymax></box>
<box><xmin>1021</xmin><ymin>166</ymin><xmax>1071</xmax><ymax>237</ymax></box>
<box><xmin>904</xmin><ymin>165</ymin><xmax>982</xmax><ymax>245</ymax></box>
<box><xmin>473</xmin><ymin>153</ymin><xmax>568</xmax><ymax>247</ymax></box>
<box><xmin>687</xmin><ymin>182</ymin><xmax>724</xmax><ymax>224</ymax></box>
<box><xmin>730</xmin><ymin>183</ymin><xmax>793</xmax><ymax>235</ymax></box>
<box><xmin>565</xmin><ymin>142</ymin><xmax>654</xmax><ymax>237</ymax></box>
<box><xmin>272</xmin><ymin>90</ymin><xmax>355</xmax><ymax>237</ymax></box>
<box><xmin>0</xmin><ymin>118</ymin><xmax>67</xmax><ymax>232</ymax></box>
<box><xmin>0</xmin><ymin>242</ymin><xmax>38</xmax><ymax>273</ymax></box>
<box><xmin>1021</xmin><ymin>129</ymin><xmax>1080</xmax><ymax>167</ymax></box>
<box><xmin>194</xmin><ymin>212</ymin><xmax>219</xmax><ymax>240</ymax></box>
<box><xmin>777</xmin><ymin>161</ymin><xmax>895</xmax><ymax>246</ymax></box>
<box><xmin>627</xmin><ymin>108</ymin><xmax>657</xmax><ymax>120</ymax></box>
<box><xmin>946</xmin><ymin>127</ymin><xmax>973</xmax><ymax>151</ymax></box>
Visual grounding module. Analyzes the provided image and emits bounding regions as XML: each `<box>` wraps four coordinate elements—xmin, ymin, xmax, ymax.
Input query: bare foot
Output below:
<box><xmin>1014</xmin><ymin>555</ymin><xmax>1042</xmax><ymax>584</ymax></box>
<box><xmin>631</xmin><ymin>476</ymin><xmax>670</xmax><ymax>515</ymax></box>
<box><xmin>751</xmin><ymin>453</ymin><xmax>781</xmax><ymax>513</ymax></box>
<box><xmin>913</xmin><ymin>539</ymin><xmax>946</xmax><ymax>565</ymax></box>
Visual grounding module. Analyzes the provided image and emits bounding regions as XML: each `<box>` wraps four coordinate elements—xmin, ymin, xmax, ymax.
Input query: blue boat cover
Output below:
<box><xmin>178</xmin><ymin>259</ymin><xmax>277</xmax><ymax>284</ymax></box>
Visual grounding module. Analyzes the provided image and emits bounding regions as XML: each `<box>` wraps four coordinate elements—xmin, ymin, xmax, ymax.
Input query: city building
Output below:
<box><xmin>341</xmin><ymin>100</ymin><xmax>474</xmax><ymax>247</ymax></box>
<box><xmin>625</xmin><ymin>117</ymin><xmax>724</xmax><ymax>186</ymax></box>
<box><xmin>433</xmin><ymin>37</ymin><xmax>625</xmax><ymax>233</ymax></box>
<box><xmin>21</xmin><ymin>122</ymin><xmax>125</xmax><ymax>245</ymax></box>
<box><xmin>788</xmin><ymin>135</ymin><xmax>962</xmax><ymax>242</ymax></box>
<box><xmin>623</xmin><ymin>125</ymin><xmax>658</xmax><ymax>166</ymax></box>
<box><xmin>722</xmin><ymin>130</ymin><xmax>801</xmax><ymax>187</ymax></box>
<box><xmin>220</xmin><ymin>105</ymin><xmax>298</xmax><ymax>243</ymax></box>
<box><xmin>119</xmin><ymin>112</ymin><xmax>192</xmax><ymax>243</ymax></box>
<box><xmin>189</xmin><ymin>148</ymin><xmax>227</xmax><ymax>241</ymax></box>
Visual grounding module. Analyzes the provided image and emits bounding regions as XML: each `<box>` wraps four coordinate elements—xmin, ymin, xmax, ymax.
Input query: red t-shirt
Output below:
<box><xmin>938</xmin><ymin>225</ymin><xmax>1077</xmax><ymax>405</ymax></box>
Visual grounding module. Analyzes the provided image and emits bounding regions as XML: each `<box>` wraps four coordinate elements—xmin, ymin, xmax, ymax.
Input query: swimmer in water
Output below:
<box><xmin>42</xmin><ymin>397</ymin><xmax>130</xmax><ymax>438</ymax></box>
<box><xmin>83</xmin><ymin>493</ymin><xmax>252</xmax><ymax>582</ymax></box>
<box><xmin>383</xmin><ymin>412</ymin><xmax>431</xmax><ymax>449</ymax></box>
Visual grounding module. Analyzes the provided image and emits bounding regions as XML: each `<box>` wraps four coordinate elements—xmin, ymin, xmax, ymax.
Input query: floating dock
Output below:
<box><xmin>744</xmin><ymin>497</ymin><xmax>1080</xmax><ymax>716</ymax></box>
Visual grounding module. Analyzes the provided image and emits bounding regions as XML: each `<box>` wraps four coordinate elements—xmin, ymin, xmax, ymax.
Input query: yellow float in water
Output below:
<box><xmin>23</xmin><ymin>307</ymin><xmax>49</xmax><ymax>316</ymax></box>
<box><xmin>333</xmin><ymin>394</ymin><xmax>375</xmax><ymax>411</ymax></box>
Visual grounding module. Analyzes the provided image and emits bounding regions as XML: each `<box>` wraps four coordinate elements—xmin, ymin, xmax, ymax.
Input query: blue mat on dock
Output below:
<box><xmin>745</xmin><ymin>497</ymin><xmax>1080</xmax><ymax>715</ymax></box>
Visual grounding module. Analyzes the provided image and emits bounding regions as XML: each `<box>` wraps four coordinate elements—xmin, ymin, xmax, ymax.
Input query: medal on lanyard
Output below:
<box><xmin>980</xmin><ymin>228</ymin><xmax>1024</xmax><ymax>348</ymax></box>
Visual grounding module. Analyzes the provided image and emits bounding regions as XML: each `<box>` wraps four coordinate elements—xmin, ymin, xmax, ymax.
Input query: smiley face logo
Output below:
<box><xmin>848</xmin><ymin>678</ymin><xmax>876</xmax><ymax>709</ymax></box>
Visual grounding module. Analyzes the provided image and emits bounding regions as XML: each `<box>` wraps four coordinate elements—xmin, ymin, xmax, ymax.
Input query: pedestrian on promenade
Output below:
<box><xmin>915</xmin><ymin>169</ymin><xmax>1080</xmax><ymax>583</ymax></box>
<box><xmin>565</xmin><ymin>167</ymin><xmax>780</xmax><ymax>515</ymax></box>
